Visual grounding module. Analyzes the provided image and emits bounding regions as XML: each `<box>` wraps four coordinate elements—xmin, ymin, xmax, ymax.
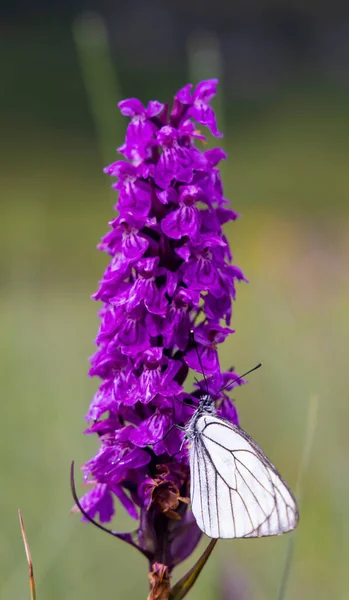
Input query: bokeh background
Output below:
<box><xmin>1</xmin><ymin>1</ymin><xmax>349</xmax><ymax>599</ymax></box>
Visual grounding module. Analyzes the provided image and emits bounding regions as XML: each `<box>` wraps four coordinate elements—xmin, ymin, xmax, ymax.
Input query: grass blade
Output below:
<box><xmin>18</xmin><ymin>509</ymin><xmax>36</xmax><ymax>600</ymax></box>
<box><xmin>277</xmin><ymin>393</ymin><xmax>319</xmax><ymax>600</ymax></box>
<box><xmin>72</xmin><ymin>12</ymin><xmax>123</xmax><ymax>166</ymax></box>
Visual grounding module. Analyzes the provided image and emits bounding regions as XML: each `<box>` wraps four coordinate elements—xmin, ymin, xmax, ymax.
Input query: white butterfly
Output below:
<box><xmin>185</xmin><ymin>393</ymin><xmax>299</xmax><ymax>539</ymax></box>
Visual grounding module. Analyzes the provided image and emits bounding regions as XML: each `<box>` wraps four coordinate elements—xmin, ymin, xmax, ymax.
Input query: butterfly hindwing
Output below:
<box><xmin>189</xmin><ymin>415</ymin><xmax>299</xmax><ymax>539</ymax></box>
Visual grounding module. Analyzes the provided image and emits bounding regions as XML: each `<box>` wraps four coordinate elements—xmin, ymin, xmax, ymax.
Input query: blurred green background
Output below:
<box><xmin>1</xmin><ymin>4</ymin><xmax>349</xmax><ymax>600</ymax></box>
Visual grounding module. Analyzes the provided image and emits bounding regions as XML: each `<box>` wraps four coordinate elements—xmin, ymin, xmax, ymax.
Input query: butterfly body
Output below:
<box><xmin>185</xmin><ymin>399</ymin><xmax>299</xmax><ymax>539</ymax></box>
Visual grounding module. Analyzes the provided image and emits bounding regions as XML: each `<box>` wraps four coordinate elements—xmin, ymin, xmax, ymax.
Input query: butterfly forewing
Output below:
<box><xmin>189</xmin><ymin>415</ymin><xmax>299</xmax><ymax>539</ymax></box>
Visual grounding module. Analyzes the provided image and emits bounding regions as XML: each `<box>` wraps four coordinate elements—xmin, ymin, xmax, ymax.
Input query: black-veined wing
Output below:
<box><xmin>189</xmin><ymin>414</ymin><xmax>299</xmax><ymax>538</ymax></box>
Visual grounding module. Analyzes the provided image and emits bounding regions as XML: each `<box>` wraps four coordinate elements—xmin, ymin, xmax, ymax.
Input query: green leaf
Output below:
<box><xmin>169</xmin><ymin>539</ymin><xmax>218</xmax><ymax>600</ymax></box>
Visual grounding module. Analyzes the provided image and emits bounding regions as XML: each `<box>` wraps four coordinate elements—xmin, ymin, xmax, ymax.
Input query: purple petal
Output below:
<box><xmin>180</xmin><ymin>80</ymin><xmax>221</xmax><ymax>137</ymax></box>
<box><xmin>175</xmin><ymin>83</ymin><xmax>193</xmax><ymax>104</ymax></box>
<box><xmin>78</xmin><ymin>483</ymin><xmax>115</xmax><ymax>523</ymax></box>
<box><xmin>122</xmin><ymin>228</ymin><xmax>149</xmax><ymax>260</ymax></box>
<box><xmin>179</xmin><ymin>119</ymin><xmax>206</xmax><ymax>140</ymax></box>
<box><xmin>116</xmin><ymin>446</ymin><xmax>151</xmax><ymax>472</ymax></box>
<box><xmin>205</xmin><ymin>291</ymin><xmax>232</xmax><ymax>324</ymax></box>
<box><xmin>193</xmin><ymin>79</ymin><xmax>219</xmax><ymax>103</ymax></box>
<box><xmin>130</xmin><ymin>409</ymin><xmax>171</xmax><ymax>446</ymax></box>
<box><xmin>184</xmin><ymin>345</ymin><xmax>220</xmax><ymax>375</ymax></box>
<box><xmin>119</xmin><ymin>180</ymin><xmax>152</xmax><ymax>221</ymax></box>
<box><xmin>216</xmin><ymin>207</ymin><xmax>239</xmax><ymax>224</ymax></box>
<box><xmin>204</xmin><ymin>147</ymin><xmax>227</xmax><ymax>166</ymax></box>
<box><xmin>117</xmin><ymin>312</ymin><xmax>149</xmax><ymax>357</ymax></box>
<box><xmin>155</xmin><ymin>126</ymin><xmax>195</xmax><ymax>188</ymax></box>
<box><xmin>157</xmin><ymin>187</ymin><xmax>178</xmax><ymax>205</ymax></box>
<box><xmin>161</xmin><ymin>205</ymin><xmax>201</xmax><ymax>240</ymax></box>
<box><xmin>118</xmin><ymin>98</ymin><xmax>146</xmax><ymax>117</ymax></box>
<box><xmin>183</xmin><ymin>254</ymin><xmax>217</xmax><ymax>290</ymax></box>
<box><xmin>86</xmin><ymin>381</ymin><xmax>116</xmax><ymax>421</ymax></box>
<box><xmin>194</xmin><ymin>324</ymin><xmax>234</xmax><ymax>346</ymax></box>
<box><xmin>112</xmin><ymin>485</ymin><xmax>139</xmax><ymax>519</ymax></box>
<box><xmin>189</xmin><ymin>103</ymin><xmax>222</xmax><ymax>137</ymax></box>
<box><xmin>218</xmin><ymin>397</ymin><xmax>239</xmax><ymax>426</ymax></box>
<box><xmin>155</xmin><ymin>147</ymin><xmax>193</xmax><ymax>188</ymax></box>
<box><xmin>146</xmin><ymin>100</ymin><xmax>164</xmax><ymax>118</ymax></box>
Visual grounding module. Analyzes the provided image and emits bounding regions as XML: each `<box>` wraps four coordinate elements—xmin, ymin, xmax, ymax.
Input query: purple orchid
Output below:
<box><xmin>73</xmin><ymin>80</ymin><xmax>245</xmax><ymax>595</ymax></box>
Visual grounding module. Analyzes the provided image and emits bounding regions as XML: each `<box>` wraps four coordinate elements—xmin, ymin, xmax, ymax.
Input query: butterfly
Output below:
<box><xmin>185</xmin><ymin>368</ymin><xmax>299</xmax><ymax>539</ymax></box>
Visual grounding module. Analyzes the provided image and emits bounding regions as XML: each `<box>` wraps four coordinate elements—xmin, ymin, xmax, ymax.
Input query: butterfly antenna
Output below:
<box><xmin>190</xmin><ymin>329</ymin><xmax>209</xmax><ymax>396</ymax></box>
<box><xmin>218</xmin><ymin>362</ymin><xmax>262</xmax><ymax>395</ymax></box>
<box><xmin>194</xmin><ymin>376</ymin><xmax>201</xmax><ymax>388</ymax></box>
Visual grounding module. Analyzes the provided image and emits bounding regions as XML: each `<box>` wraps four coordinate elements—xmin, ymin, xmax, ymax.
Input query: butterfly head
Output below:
<box><xmin>198</xmin><ymin>393</ymin><xmax>216</xmax><ymax>414</ymax></box>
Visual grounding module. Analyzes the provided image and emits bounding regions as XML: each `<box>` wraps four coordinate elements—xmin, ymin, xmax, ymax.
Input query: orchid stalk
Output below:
<box><xmin>73</xmin><ymin>79</ymin><xmax>245</xmax><ymax>598</ymax></box>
